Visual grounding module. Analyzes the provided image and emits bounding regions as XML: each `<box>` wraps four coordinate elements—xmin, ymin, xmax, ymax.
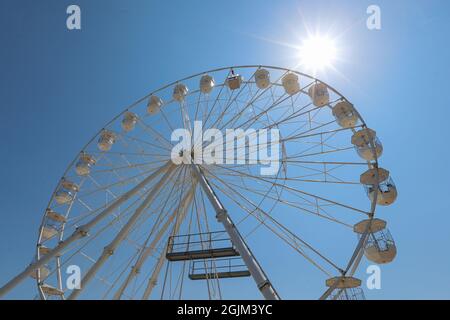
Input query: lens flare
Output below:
<box><xmin>298</xmin><ymin>35</ymin><xmax>337</xmax><ymax>72</ymax></box>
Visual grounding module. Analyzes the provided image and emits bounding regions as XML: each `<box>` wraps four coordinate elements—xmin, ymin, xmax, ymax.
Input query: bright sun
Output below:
<box><xmin>298</xmin><ymin>35</ymin><xmax>337</xmax><ymax>72</ymax></box>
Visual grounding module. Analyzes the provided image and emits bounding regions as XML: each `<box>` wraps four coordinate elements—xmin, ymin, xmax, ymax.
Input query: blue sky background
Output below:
<box><xmin>0</xmin><ymin>0</ymin><xmax>450</xmax><ymax>299</ymax></box>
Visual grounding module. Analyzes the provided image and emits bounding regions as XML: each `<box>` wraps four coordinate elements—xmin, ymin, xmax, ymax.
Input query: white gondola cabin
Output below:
<box><xmin>173</xmin><ymin>83</ymin><xmax>189</xmax><ymax>102</ymax></box>
<box><xmin>354</xmin><ymin>219</ymin><xmax>397</xmax><ymax>264</ymax></box>
<box><xmin>308</xmin><ymin>82</ymin><xmax>329</xmax><ymax>107</ymax></box>
<box><xmin>200</xmin><ymin>74</ymin><xmax>215</xmax><ymax>94</ymax></box>
<box><xmin>360</xmin><ymin>168</ymin><xmax>398</xmax><ymax>206</ymax></box>
<box><xmin>98</xmin><ymin>130</ymin><xmax>116</xmax><ymax>152</ymax></box>
<box><xmin>55</xmin><ymin>180</ymin><xmax>79</xmax><ymax>205</ymax></box>
<box><xmin>226</xmin><ymin>73</ymin><xmax>243</xmax><ymax>90</ymax></box>
<box><xmin>147</xmin><ymin>95</ymin><xmax>163</xmax><ymax>115</ymax></box>
<box><xmin>351</xmin><ymin>128</ymin><xmax>383</xmax><ymax>161</ymax></box>
<box><xmin>281</xmin><ymin>72</ymin><xmax>300</xmax><ymax>95</ymax></box>
<box><xmin>75</xmin><ymin>153</ymin><xmax>96</xmax><ymax>176</ymax></box>
<box><xmin>121</xmin><ymin>112</ymin><xmax>138</xmax><ymax>132</ymax></box>
<box><xmin>332</xmin><ymin>101</ymin><xmax>358</xmax><ymax>128</ymax></box>
<box><xmin>254</xmin><ymin>68</ymin><xmax>270</xmax><ymax>89</ymax></box>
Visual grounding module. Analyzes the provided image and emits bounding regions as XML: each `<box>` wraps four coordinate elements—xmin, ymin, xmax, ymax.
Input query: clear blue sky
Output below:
<box><xmin>0</xmin><ymin>0</ymin><xmax>449</xmax><ymax>299</ymax></box>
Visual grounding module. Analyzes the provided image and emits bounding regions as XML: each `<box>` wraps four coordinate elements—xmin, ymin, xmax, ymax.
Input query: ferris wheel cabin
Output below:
<box><xmin>281</xmin><ymin>72</ymin><xmax>300</xmax><ymax>95</ymax></box>
<box><xmin>122</xmin><ymin>112</ymin><xmax>138</xmax><ymax>132</ymax></box>
<box><xmin>54</xmin><ymin>180</ymin><xmax>79</xmax><ymax>205</ymax></box>
<box><xmin>173</xmin><ymin>83</ymin><xmax>189</xmax><ymax>102</ymax></box>
<box><xmin>98</xmin><ymin>130</ymin><xmax>116</xmax><ymax>152</ymax></box>
<box><xmin>75</xmin><ymin>153</ymin><xmax>96</xmax><ymax>176</ymax></box>
<box><xmin>360</xmin><ymin>168</ymin><xmax>398</xmax><ymax>206</ymax></box>
<box><xmin>254</xmin><ymin>68</ymin><xmax>271</xmax><ymax>89</ymax></box>
<box><xmin>354</xmin><ymin>218</ymin><xmax>397</xmax><ymax>264</ymax></box>
<box><xmin>147</xmin><ymin>95</ymin><xmax>163</xmax><ymax>114</ymax></box>
<box><xmin>351</xmin><ymin>128</ymin><xmax>383</xmax><ymax>161</ymax></box>
<box><xmin>200</xmin><ymin>74</ymin><xmax>215</xmax><ymax>94</ymax></box>
<box><xmin>332</xmin><ymin>101</ymin><xmax>359</xmax><ymax>128</ymax></box>
<box><xmin>308</xmin><ymin>82</ymin><xmax>330</xmax><ymax>107</ymax></box>
<box><xmin>226</xmin><ymin>73</ymin><xmax>243</xmax><ymax>90</ymax></box>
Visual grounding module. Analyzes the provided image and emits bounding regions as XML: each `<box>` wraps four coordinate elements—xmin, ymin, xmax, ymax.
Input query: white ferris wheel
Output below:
<box><xmin>0</xmin><ymin>66</ymin><xmax>398</xmax><ymax>300</ymax></box>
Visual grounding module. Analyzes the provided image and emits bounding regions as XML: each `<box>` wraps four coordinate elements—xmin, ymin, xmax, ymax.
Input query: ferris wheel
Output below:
<box><xmin>0</xmin><ymin>66</ymin><xmax>398</xmax><ymax>300</ymax></box>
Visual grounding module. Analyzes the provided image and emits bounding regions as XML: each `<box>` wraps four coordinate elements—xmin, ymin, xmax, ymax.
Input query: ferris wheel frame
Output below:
<box><xmin>0</xmin><ymin>65</ymin><xmax>393</xmax><ymax>300</ymax></box>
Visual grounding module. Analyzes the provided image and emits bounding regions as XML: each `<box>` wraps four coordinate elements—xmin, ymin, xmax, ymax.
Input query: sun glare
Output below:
<box><xmin>298</xmin><ymin>35</ymin><xmax>337</xmax><ymax>72</ymax></box>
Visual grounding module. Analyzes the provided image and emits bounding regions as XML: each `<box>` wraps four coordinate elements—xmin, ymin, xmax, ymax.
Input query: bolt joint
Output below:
<box><xmin>76</xmin><ymin>226</ymin><xmax>89</xmax><ymax>237</ymax></box>
<box><xmin>216</xmin><ymin>209</ymin><xmax>228</xmax><ymax>222</ymax></box>
<box><xmin>104</xmin><ymin>246</ymin><xmax>114</xmax><ymax>256</ymax></box>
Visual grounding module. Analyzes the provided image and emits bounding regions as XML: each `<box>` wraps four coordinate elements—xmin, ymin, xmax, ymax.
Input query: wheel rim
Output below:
<box><xmin>32</xmin><ymin>65</ymin><xmax>389</xmax><ymax>300</ymax></box>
